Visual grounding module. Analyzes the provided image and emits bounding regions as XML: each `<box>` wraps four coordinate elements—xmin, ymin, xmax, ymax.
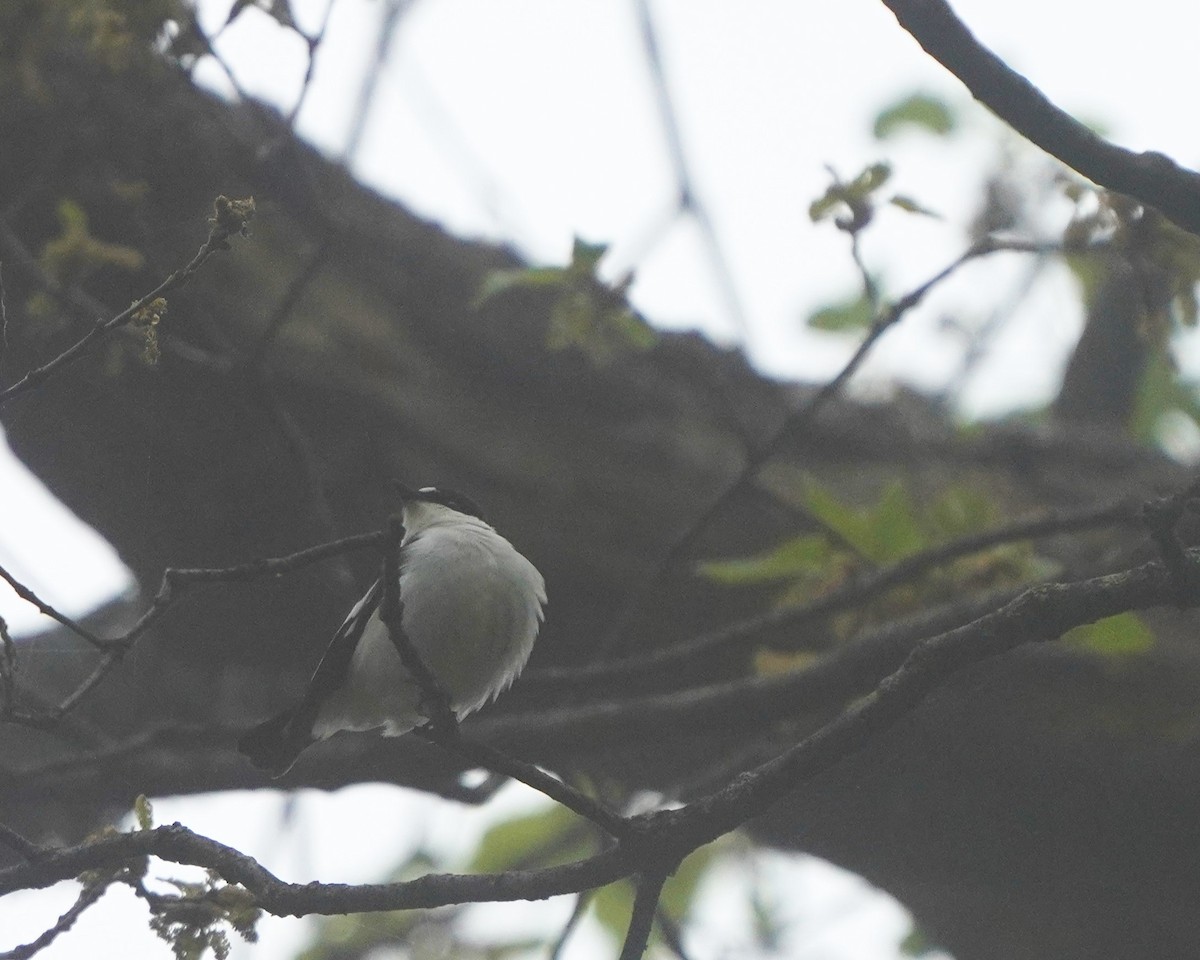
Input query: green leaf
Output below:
<box><xmin>1130</xmin><ymin>347</ymin><xmax>1200</xmax><ymax>448</ymax></box>
<box><xmin>809</xmin><ymin>162</ymin><xmax>892</xmax><ymax>225</ymax></box>
<box><xmin>469</xmin><ymin>804</ymin><xmax>595</xmax><ymax>874</ymax></box>
<box><xmin>925</xmin><ymin>486</ymin><xmax>998</xmax><ymax>540</ymax></box>
<box><xmin>848</xmin><ymin>161</ymin><xmax>892</xmax><ymax>194</ymax></box>
<box><xmin>807</xmin><ymin>294</ymin><xmax>874</xmax><ymax>332</ymax></box>
<box><xmin>134</xmin><ymin>794</ymin><xmax>154</xmax><ymax>830</ymax></box>
<box><xmin>473</xmin><ymin>266</ymin><xmax>568</xmax><ymax>307</ymax></box>
<box><xmin>803</xmin><ymin>481</ymin><xmax>879</xmax><ymax>559</ymax></box>
<box><xmin>873</xmin><ymin>93</ymin><xmax>957</xmax><ymax>139</ymax></box>
<box><xmin>809</xmin><ymin>191</ymin><xmax>845</xmax><ymax>223</ymax></box>
<box><xmin>570</xmin><ymin>236</ymin><xmax>609</xmax><ymax>271</ymax></box>
<box><xmin>871</xmin><ymin>482</ymin><xmax>926</xmax><ymax>561</ymax></box>
<box><xmin>1064</xmin><ymin>613</ymin><xmax>1155</xmax><ymax>658</ymax></box>
<box><xmin>804</xmin><ymin>479</ymin><xmax>925</xmax><ymax>563</ymax></box>
<box><xmin>697</xmin><ymin>534</ymin><xmax>832</xmax><ymax>585</ymax></box>
<box><xmin>889</xmin><ymin>194</ymin><xmax>941</xmax><ymax>218</ymax></box>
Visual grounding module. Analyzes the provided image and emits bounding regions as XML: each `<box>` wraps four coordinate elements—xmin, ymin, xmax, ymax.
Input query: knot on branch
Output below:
<box><xmin>1142</xmin><ymin>480</ymin><xmax>1200</xmax><ymax>605</ymax></box>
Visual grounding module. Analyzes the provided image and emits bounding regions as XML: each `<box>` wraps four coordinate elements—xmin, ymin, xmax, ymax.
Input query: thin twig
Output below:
<box><xmin>285</xmin><ymin>0</ymin><xmax>339</xmax><ymax>128</ymax></box>
<box><xmin>415</xmin><ymin>726</ymin><xmax>629</xmax><ymax>839</ymax></box>
<box><xmin>3</xmin><ymin>544</ymin><xmax>1198</xmax><ymax>932</ymax></box>
<box><xmin>0</xmin><ymin>531</ymin><xmax>386</xmax><ymax>730</ymax></box>
<box><xmin>534</xmin><ymin>494</ymin><xmax>1137</xmax><ymax>689</ymax></box>
<box><xmin>654</xmin><ymin>904</ymin><xmax>693</xmax><ymax>960</ymax></box>
<box><xmin>633</xmin><ymin>0</ymin><xmax>748</xmax><ymax>341</ymax></box>
<box><xmin>635</xmin><ymin>549</ymin><xmax>1200</xmax><ymax>852</ymax></box>
<box><xmin>0</xmin><ymin>616</ymin><xmax>14</xmax><ymax>717</ymax></box>
<box><xmin>343</xmin><ymin>0</ymin><xmax>412</xmax><ymax>162</ymax></box>
<box><xmin>849</xmin><ymin>231</ymin><xmax>880</xmax><ymax>310</ymax></box>
<box><xmin>0</xmin><ymin>823</ymin><xmax>40</xmax><ymax>861</ymax></box>
<box><xmin>618</xmin><ymin>871</ymin><xmax>667</xmax><ymax>960</ymax></box>
<box><xmin>0</xmin><ymin>822</ymin><xmax>633</xmax><ymax>913</ymax></box>
<box><xmin>0</xmin><ymin>565</ymin><xmax>107</xmax><ymax>650</ymax></box>
<box><xmin>50</xmin><ymin>650</ymin><xmax>125</xmax><ymax>720</ymax></box>
<box><xmin>378</xmin><ymin>518</ymin><xmax>456</xmax><ymax>728</ymax></box>
<box><xmin>548</xmin><ymin>891</ymin><xmax>593</xmax><ymax>960</ymax></box>
<box><xmin>0</xmin><ymin>260</ymin><xmax>8</xmax><ymax>366</ymax></box>
<box><xmin>247</xmin><ymin>239</ymin><xmax>331</xmax><ymax>366</ymax></box>
<box><xmin>125</xmin><ymin>531</ymin><xmax>386</xmax><ymax>647</ymax></box>
<box><xmin>0</xmin><ymin>196</ymin><xmax>254</xmax><ymax>407</ymax></box>
<box><xmin>0</xmin><ymin>878</ymin><xmax>108</xmax><ymax>959</ymax></box>
<box><xmin>594</xmin><ymin>240</ymin><xmax>1088</xmax><ymax>658</ymax></box>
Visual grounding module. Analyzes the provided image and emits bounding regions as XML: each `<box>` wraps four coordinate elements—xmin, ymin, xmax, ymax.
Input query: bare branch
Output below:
<box><xmin>415</xmin><ymin>727</ymin><xmax>630</xmax><ymax>839</ymax></box>
<box><xmin>548</xmin><ymin>891</ymin><xmax>592</xmax><ymax>960</ymax></box>
<box><xmin>0</xmin><ymin>879</ymin><xmax>108</xmax><ymax>960</ymax></box>
<box><xmin>597</xmin><ymin>237</ymin><xmax>1051</xmax><ymax>657</ymax></box>
<box><xmin>880</xmin><ymin>0</ymin><xmax>1200</xmax><ymax>235</ymax></box>
<box><xmin>0</xmin><ymin>531</ymin><xmax>386</xmax><ymax>731</ymax></box>
<box><xmin>0</xmin><ymin>196</ymin><xmax>254</xmax><ymax>407</ymax></box>
<box><xmin>0</xmin><ymin>565</ymin><xmax>108</xmax><ymax>650</ymax></box>
<box><xmin>0</xmin><ymin>822</ymin><xmax>631</xmax><ymax>915</ymax></box>
<box><xmin>632</xmin><ymin>0</ymin><xmax>748</xmax><ymax>341</ymax></box>
<box><xmin>0</xmin><ymin>616</ymin><xmax>14</xmax><ymax>717</ymax></box>
<box><xmin>618</xmin><ymin>871</ymin><xmax>668</xmax><ymax>960</ymax></box>
<box><xmin>0</xmin><ymin>823</ymin><xmax>39</xmax><ymax>862</ymax></box>
<box><xmin>2</xmin><ymin>547</ymin><xmax>1196</xmax><ymax>937</ymax></box>
<box><xmin>126</xmin><ymin>530</ymin><xmax>386</xmax><ymax>647</ymax></box>
<box><xmin>639</xmin><ymin>550</ymin><xmax>1198</xmax><ymax>852</ymax></box>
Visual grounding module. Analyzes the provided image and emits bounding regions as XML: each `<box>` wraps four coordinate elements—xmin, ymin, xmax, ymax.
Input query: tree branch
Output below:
<box><xmin>0</xmin><ymin>823</ymin><xmax>631</xmax><ymax>916</ymax></box>
<box><xmin>597</xmin><ymin>236</ymin><xmax>1058</xmax><ymax>658</ymax></box>
<box><xmin>0</xmin><ymin>196</ymin><xmax>254</xmax><ymax>407</ymax></box>
<box><xmin>0</xmin><ymin>879</ymin><xmax>108</xmax><ymax>960</ymax></box>
<box><xmin>880</xmin><ymin>0</ymin><xmax>1200</xmax><ymax>235</ymax></box>
<box><xmin>618</xmin><ymin>871</ymin><xmax>668</xmax><ymax>960</ymax></box>
<box><xmin>639</xmin><ymin>550</ymin><xmax>1196</xmax><ymax>852</ymax></box>
<box><xmin>0</xmin><ymin>531</ymin><xmax>388</xmax><ymax>730</ymax></box>
<box><xmin>2</xmin><ymin>547</ymin><xmax>1196</xmax><ymax>939</ymax></box>
<box><xmin>527</xmin><ymin>494</ymin><xmax>1137</xmax><ymax>690</ymax></box>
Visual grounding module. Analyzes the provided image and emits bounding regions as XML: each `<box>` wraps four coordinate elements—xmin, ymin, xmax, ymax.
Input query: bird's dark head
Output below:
<box><xmin>392</xmin><ymin>482</ymin><xmax>487</xmax><ymax>523</ymax></box>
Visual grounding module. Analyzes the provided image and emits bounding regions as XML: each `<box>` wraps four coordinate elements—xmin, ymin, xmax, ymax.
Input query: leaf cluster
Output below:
<box><xmin>476</xmin><ymin>238</ymin><xmax>656</xmax><ymax>365</ymax></box>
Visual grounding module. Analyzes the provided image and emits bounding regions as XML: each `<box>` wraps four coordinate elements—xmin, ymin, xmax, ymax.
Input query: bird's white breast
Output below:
<box><xmin>313</xmin><ymin>514</ymin><xmax>545</xmax><ymax>739</ymax></box>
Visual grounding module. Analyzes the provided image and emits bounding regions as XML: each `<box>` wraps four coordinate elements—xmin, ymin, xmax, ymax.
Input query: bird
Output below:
<box><xmin>239</xmin><ymin>483</ymin><xmax>546</xmax><ymax>776</ymax></box>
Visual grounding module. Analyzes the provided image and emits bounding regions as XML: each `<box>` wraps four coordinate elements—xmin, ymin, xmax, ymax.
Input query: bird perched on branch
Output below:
<box><xmin>239</xmin><ymin>483</ymin><xmax>547</xmax><ymax>776</ymax></box>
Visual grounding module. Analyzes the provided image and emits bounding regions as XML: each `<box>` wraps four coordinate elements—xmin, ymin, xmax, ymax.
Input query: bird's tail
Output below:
<box><xmin>238</xmin><ymin>708</ymin><xmax>314</xmax><ymax>778</ymax></box>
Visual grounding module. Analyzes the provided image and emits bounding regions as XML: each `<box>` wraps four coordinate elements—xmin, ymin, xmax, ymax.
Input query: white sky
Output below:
<box><xmin>2</xmin><ymin>0</ymin><xmax>1199</xmax><ymax>957</ymax></box>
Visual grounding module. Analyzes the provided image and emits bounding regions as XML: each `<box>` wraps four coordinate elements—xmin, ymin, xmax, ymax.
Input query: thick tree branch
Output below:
<box><xmin>0</xmin><ymin>823</ymin><xmax>631</xmax><ymax>916</ymax></box>
<box><xmin>637</xmin><ymin>550</ymin><xmax>1197</xmax><ymax>852</ymax></box>
<box><xmin>881</xmin><ymin>0</ymin><xmax>1200</xmax><ymax>235</ymax></box>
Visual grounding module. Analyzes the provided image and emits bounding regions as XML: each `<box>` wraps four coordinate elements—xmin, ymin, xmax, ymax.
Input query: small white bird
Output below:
<box><xmin>240</xmin><ymin>483</ymin><xmax>546</xmax><ymax>775</ymax></box>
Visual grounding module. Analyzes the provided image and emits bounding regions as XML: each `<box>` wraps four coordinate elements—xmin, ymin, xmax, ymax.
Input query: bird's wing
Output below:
<box><xmin>239</xmin><ymin>576</ymin><xmax>383</xmax><ymax>775</ymax></box>
<box><xmin>292</xmin><ymin>575</ymin><xmax>384</xmax><ymax>726</ymax></box>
